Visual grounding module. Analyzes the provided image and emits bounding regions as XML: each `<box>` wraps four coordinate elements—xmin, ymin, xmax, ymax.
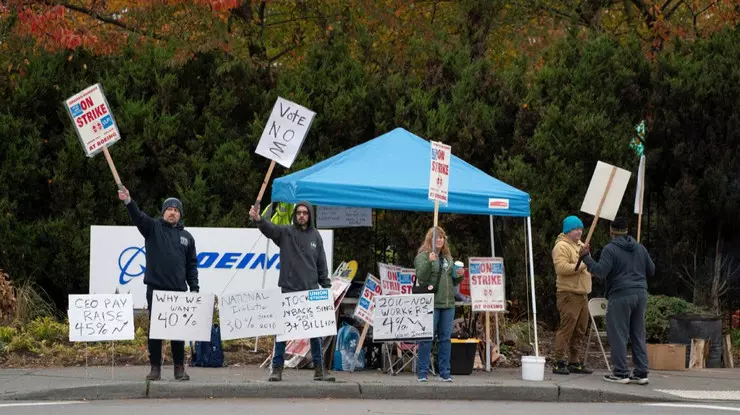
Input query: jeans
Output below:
<box><xmin>146</xmin><ymin>285</ymin><xmax>185</xmax><ymax>366</ymax></box>
<box><xmin>417</xmin><ymin>307</ymin><xmax>455</xmax><ymax>379</ymax></box>
<box><xmin>272</xmin><ymin>337</ymin><xmax>323</xmax><ymax>368</ymax></box>
<box><xmin>606</xmin><ymin>292</ymin><xmax>649</xmax><ymax>378</ymax></box>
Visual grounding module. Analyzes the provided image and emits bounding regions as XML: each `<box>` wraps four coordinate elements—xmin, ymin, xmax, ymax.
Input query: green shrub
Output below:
<box><xmin>0</xmin><ymin>326</ymin><xmax>15</xmax><ymax>343</ymax></box>
<box><xmin>731</xmin><ymin>328</ymin><xmax>740</xmax><ymax>350</ymax></box>
<box><xmin>27</xmin><ymin>316</ymin><xmax>67</xmax><ymax>343</ymax></box>
<box><xmin>6</xmin><ymin>332</ymin><xmax>37</xmax><ymax>353</ymax></box>
<box><xmin>645</xmin><ymin>295</ymin><xmax>707</xmax><ymax>343</ymax></box>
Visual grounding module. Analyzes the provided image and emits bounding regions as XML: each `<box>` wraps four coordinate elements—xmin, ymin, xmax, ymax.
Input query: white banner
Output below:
<box><xmin>634</xmin><ymin>154</ymin><xmax>646</xmax><ymax>214</ymax></box>
<box><xmin>372</xmin><ymin>294</ymin><xmax>434</xmax><ymax>342</ymax></box>
<box><xmin>469</xmin><ymin>257</ymin><xmax>506</xmax><ymax>312</ymax></box>
<box><xmin>219</xmin><ymin>288</ymin><xmax>284</xmax><ymax>340</ymax></box>
<box><xmin>316</xmin><ymin>206</ymin><xmax>372</xmax><ymax>228</ymax></box>
<box><xmin>255</xmin><ymin>97</ymin><xmax>315</xmax><ymax>168</ymax></box>
<box><xmin>428</xmin><ymin>141</ymin><xmax>451</xmax><ymax>204</ymax></box>
<box><xmin>353</xmin><ymin>274</ymin><xmax>382</xmax><ymax>325</ymax></box>
<box><xmin>64</xmin><ymin>84</ymin><xmax>121</xmax><ymax>157</ymax></box>
<box><xmin>68</xmin><ymin>294</ymin><xmax>135</xmax><ymax>342</ymax></box>
<box><xmin>277</xmin><ymin>289</ymin><xmax>337</xmax><ymax>342</ymax></box>
<box><xmin>580</xmin><ymin>161</ymin><xmax>632</xmax><ymax>222</ymax></box>
<box><xmin>89</xmin><ymin>226</ymin><xmax>333</xmax><ymax>308</ymax></box>
<box><xmin>149</xmin><ymin>291</ymin><xmax>214</xmax><ymax>341</ymax></box>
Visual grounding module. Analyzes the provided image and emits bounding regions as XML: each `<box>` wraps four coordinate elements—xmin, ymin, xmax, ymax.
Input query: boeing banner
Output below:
<box><xmin>89</xmin><ymin>226</ymin><xmax>334</xmax><ymax>309</ymax></box>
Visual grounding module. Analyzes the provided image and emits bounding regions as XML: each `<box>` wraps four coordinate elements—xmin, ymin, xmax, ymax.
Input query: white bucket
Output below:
<box><xmin>521</xmin><ymin>355</ymin><xmax>546</xmax><ymax>381</ymax></box>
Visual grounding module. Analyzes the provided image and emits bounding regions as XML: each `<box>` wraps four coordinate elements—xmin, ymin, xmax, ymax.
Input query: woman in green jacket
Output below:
<box><xmin>413</xmin><ymin>226</ymin><xmax>463</xmax><ymax>382</ymax></box>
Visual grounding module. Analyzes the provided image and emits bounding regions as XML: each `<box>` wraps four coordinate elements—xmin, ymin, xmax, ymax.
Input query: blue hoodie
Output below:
<box><xmin>583</xmin><ymin>235</ymin><xmax>655</xmax><ymax>299</ymax></box>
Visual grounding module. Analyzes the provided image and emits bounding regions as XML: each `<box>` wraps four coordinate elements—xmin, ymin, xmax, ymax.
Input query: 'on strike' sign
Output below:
<box><xmin>64</xmin><ymin>84</ymin><xmax>121</xmax><ymax>157</ymax></box>
<box><xmin>469</xmin><ymin>257</ymin><xmax>506</xmax><ymax>312</ymax></box>
<box><xmin>428</xmin><ymin>141</ymin><xmax>451</xmax><ymax>204</ymax></box>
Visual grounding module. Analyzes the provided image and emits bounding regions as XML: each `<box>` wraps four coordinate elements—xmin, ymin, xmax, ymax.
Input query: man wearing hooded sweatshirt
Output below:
<box><xmin>580</xmin><ymin>216</ymin><xmax>655</xmax><ymax>385</ymax></box>
<box><xmin>249</xmin><ymin>201</ymin><xmax>333</xmax><ymax>382</ymax></box>
<box><xmin>118</xmin><ymin>187</ymin><xmax>199</xmax><ymax>382</ymax></box>
<box><xmin>551</xmin><ymin>215</ymin><xmax>593</xmax><ymax>375</ymax></box>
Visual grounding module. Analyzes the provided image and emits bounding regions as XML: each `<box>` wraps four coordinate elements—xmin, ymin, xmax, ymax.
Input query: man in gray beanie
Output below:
<box><xmin>118</xmin><ymin>187</ymin><xmax>199</xmax><ymax>382</ymax></box>
<box><xmin>579</xmin><ymin>216</ymin><xmax>655</xmax><ymax>385</ymax></box>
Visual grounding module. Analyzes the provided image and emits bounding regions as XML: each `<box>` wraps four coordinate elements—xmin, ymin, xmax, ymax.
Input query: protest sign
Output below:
<box><xmin>372</xmin><ymin>294</ymin><xmax>434</xmax><ymax>342</ymax></box>
<box><xmin>428</xmin><ymin>141</ymin><xmax>451</xmax><ymax>204</ymax></box>
<box><xmin>149</xmin><ymin>291</ymin><xmax>214</xmax><ymax>341</ymax></box>
<box><xmin>277</xmin><ymin>289</ymin><xmax>337</xmax><ymax>343</ymax></box>
<box><xmin>378</xmin><ymin>263</ymin><xmax>415</xmax><ymax>296</ymax></box>
<box><xmin>68</xmin><ymin>294</ymin><xmax>134</xmax><ymax>342</ymax></box>
<box><xmin>469</xmin><ymin>257</ymin><xmax>506</xmax><ymax>312</ymax></box>
<box><xmin>316</xmin><ymin>206</ymin><xmax>372</xmax><ymax>228</ymax></box>
<box><xmin>219</xmin><ymin>288</ymin><xmax>283</xmax><ymax>340</ymax></box>
<box><xmin>255</xmin><ymin>97</ymin><xmax>316</xmax><ymax>169</ymax></box>
<box><xmin>64</xmin><ymin>84</ymin><xmax>121</xmax><ymax>157</ymax></box>
<box><xmin>353</xmin><ymin>274</ymin><xmax>382</xmax><ymax>325</ymax></box>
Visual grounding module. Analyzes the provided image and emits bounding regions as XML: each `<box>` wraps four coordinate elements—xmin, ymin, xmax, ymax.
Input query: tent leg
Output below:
<box><xmin>488</xmin><ymin>215</ymin><xmax>500</xmax><ymax>372</ymax></box>
<box><xmin>526</xmin><ymin>216</ymin><xmax>539</xmax><ymax>357</ymax></box>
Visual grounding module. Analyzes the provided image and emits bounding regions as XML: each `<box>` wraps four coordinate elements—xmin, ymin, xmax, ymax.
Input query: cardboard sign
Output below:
<box><xmin>68</xmin><ymin>294</ymin><xmax>134</xmax><ymax>342</ymax></box>
<box><xmin>277</xmin><ymin>289</ymin><xmax>337</xmax><ymax>342</ymax></box>
<box><xmin>428</xmin><ymin>141</ymin><xmax>451</xmax><ymax>204</ymax></box>
<box><xmin>469</xmin><ymin>257</ymin><xmax>506</xmax><ymax>312</ymax></box>
<box><xmin>316</xmin><ymin>206</ymin><xmax>372</xmax><ymax>228</ymax></box>
<box><xmin>64</xmin><ymin>84</ymin><xmax>121</xmax><ymax>157</ymax></box>
<box><xmin>372</xmin><ymin>294</ymin><xmax>434</xmax><ymax>342</ymax></box>
<box><xmin>149</xmin><ymin>291</ymin><xmax>215</xmax><ymax>341</ymax></box>
<box><xmin>255</xmin><ymin>97</ymin><xmax>315</xmax><ymax>168</ymax></box>
<box><xmin>219</xmin><ymin>288</ymin><xmax>284</xmax><ymax>340</ymax></box>
<box><xmin>580</xmin><ymin>161</ymin><xmax>632</xmax><ymax>221</ymax></box>
<box><xmin>378</xmin><ymin>262</ymin><xmax>414</xmax><ymax>296</ymax></box>
<box><xmin>353</xmin><ymin>274</ymin><xmax>382</xmax><ymax>325</ymax></box>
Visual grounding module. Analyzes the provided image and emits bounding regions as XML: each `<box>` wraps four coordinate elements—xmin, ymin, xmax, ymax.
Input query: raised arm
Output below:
<box><xmin>119</xmin><ymin>187</ymin><xmax>154</xmax><ymax>238</ymax></box>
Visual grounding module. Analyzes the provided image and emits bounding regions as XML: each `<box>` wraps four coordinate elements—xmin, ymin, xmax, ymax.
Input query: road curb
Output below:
<box><xmin>0</xmin><ymin>381</ymin><xmax>685</xmax><ymax>403</ymax></box>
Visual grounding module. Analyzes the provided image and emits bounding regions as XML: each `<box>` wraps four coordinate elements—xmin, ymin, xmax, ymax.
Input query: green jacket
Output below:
<box><xmin>413</xmin><ymin>250</ymin><xmax>460</xmax><ymax>309</ymax></box>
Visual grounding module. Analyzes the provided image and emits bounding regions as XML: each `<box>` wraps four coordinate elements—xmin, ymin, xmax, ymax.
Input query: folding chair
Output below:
<box><xmin>383</xmin><ymin>342</ymin><xmax>436</xmax><ymax>376</ymax></box>
<box><xmin>584</xmin><ymin>297</ymin><xmax>611</xmax><ymax>372</ymax></box>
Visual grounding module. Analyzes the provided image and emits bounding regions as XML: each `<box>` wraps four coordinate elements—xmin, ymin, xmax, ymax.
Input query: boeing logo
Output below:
<box><xmin>117</xmin><ymin>246</ymin><xmax>281</xmax><ymax>285</ymax></box>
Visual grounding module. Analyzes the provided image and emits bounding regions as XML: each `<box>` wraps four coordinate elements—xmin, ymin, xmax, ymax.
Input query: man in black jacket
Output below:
<box><xmin>249</xmin><ymin>201</ymin><xmax>334</xmax><ymax>382</ymax></box>
<box><xmin>579</xmin><ymin>216</ymin><xmax>655</xmax><ymax>385</ymax></box>
<box><xmin>119</xmin><ymin>187</ymin><xmax>199</xmax><ymax>382</ymax></box>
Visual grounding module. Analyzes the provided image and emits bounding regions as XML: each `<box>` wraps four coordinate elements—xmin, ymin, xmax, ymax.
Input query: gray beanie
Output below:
<box><xmin>162</xmin><ymin>197</ymin><xmax>184</xmax><ymax>216</ymax></box>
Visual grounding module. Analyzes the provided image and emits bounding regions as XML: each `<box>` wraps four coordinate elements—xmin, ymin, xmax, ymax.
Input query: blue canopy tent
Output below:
<box><xmin>271</xmin><ymin>127</ymin><xmax>542</xmax><ymax>366</ymax></box>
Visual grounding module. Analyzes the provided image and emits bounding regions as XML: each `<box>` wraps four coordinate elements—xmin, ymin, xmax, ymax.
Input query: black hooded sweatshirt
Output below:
<box><xmin>257</xmin><ymin>201</ymin><xmax>330</xmax><ymax>293</ymax></box>
<box><xmin>126</xmin><ymin>200</ymin><xmax>199</xmax><ymax>292</ymax></box>
<box><xmin>583</xmin><ymin>235</ymin><xmax>654</xmax><ymax>299</ymax></box>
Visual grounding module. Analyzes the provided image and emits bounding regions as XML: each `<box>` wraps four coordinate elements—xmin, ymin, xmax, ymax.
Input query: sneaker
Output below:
<box><xmin>630</xmin><ymin>376</ymin><xmax>649</xmax><ymax>385</ymax></box>
<box><xmin>552</xmin><ymin>360</ymin><xmax>569</xmax><ymax>375</ymax></box>
<box><xmin>439</xmin><ymin>376</ymin><xmax>453</xmax><ymax>382</ymax></box>
<box><xmin>567</xmin><ymin>362</ymin><xmax>593</xmax><ymax>374</ymax></box>
<box><xmin>417</xmin><ymin>377</ymin><xmax>428</xmax><ymax>382</ymax></box>
<box><xmin>603</xmin><ymin>374</ymin><xmax>630</xmax><ymax>384</ymax></box>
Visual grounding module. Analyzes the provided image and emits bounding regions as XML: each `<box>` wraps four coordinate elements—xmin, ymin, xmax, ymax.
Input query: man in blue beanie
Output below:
<box><xmin>118</xmin><ymin>187</ymin><xmax>199</xmax><ymax>382</ymax></box>
<box><xmin>580</xmin><ymin>216</ymin><xmax>655</xmax><ymax>385</ymax></box>
<box><xmin>551</xmin><ymin>215</ymin><xmax>593</xmax><ymax>375</ymax></box>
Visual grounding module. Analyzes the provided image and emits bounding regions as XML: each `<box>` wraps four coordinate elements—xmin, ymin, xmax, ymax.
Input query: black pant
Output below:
<box><xmin>146</xmin><ymin>285</ymin><xmax>185</xmax><ymax>366</ymax></box>
<box><xmin>606</xmin><ymin>292</ymin><xmax>649</xmax><ymax>378</ymax></box>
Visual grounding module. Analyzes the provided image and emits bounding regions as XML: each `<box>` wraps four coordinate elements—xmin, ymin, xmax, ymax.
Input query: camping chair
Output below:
<box><xmin>383</xmin><ymin>342</ymin><xmax>436</xmax><ymax>376</ymax></box>
<box><xmin>584</xmin><ymin>297</ymin><xmax>611</xmax><ymax>372</ymax></box>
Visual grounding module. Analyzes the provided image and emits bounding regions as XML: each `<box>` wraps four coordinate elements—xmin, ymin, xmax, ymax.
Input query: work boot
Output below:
<box><xmin>174</xmin><ymin>364</ymin><xmax>190</xmax><ymax>381</ymax></box>
<box><xmin>552</xmin><ymin>360</ymin><xmax>569</xmax><ymax>375</ymax></box>
<box><xmin>568</xmin><ymin>362</ymin><xmax>593</xmax><ymax>374</ymax></box>
<box><xmin>313</xmin><ymin>365</ymin><xmax>335</xmax><ymax>381</ymax></box>
<box><xmin>268</xmin><ymin>366</ymin><xmax>283</xmax><ymax>382</ymax></box>
<box><xmin>146</xmin><ymin>365</ymin><xmax>161</xmax><ymax>381</ymax></box>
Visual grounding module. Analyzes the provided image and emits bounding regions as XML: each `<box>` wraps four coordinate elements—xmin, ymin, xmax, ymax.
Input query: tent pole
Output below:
<box><xmin>526</xmin><ymin>216</ymin><xmax>539</xmax><ymax>357</ymax></box>
<box><xmin>488</xmin><ymin>215</ymin><xmax>500</xmax><ymax>372</ymax></box>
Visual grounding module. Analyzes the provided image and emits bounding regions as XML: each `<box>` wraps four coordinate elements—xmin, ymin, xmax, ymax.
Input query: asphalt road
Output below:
<box><xmin>2</xmin><ymin>399</ymin><xmax>740</xmax><ymax>414</ymax></box>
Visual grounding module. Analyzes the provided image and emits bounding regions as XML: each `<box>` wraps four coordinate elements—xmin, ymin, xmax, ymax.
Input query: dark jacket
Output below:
<box><xmin>126</xmin><ymin>200</ymin><xmax>199</xmax><ymax>292</ymax></box>
<box><xmin>582</xmin><ymin>235</ymin><xmax>654</xmax><ymax>299</ymax></box>
<box><xmin>256</xmin><ymin>201</ymin><xmax>330</xmax><ymax>293</ymax></box>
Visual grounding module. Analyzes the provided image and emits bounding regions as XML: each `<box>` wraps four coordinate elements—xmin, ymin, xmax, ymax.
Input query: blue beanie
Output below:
<box><xmin>562</xmin><ymin>216</ymin><xmax>584</xmax><ymax>234</ymax></box>
<box><xmin>162</xmin><ymin>197</ymin><xmax>184</xmax><ymax>216</ymax></box>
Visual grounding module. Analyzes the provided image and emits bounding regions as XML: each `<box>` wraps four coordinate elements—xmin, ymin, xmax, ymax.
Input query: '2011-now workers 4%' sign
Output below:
<box><xmin>65</xmin><ymin>84</ymin><xmax>121</xmax><ymax>157</ymax></box>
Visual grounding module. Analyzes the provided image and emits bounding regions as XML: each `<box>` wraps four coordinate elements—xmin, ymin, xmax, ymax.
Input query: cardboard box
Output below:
<box><xmin>647</xmin><ymin>343</ymin><xmax>686</xmax><ymax>370</ymax></box>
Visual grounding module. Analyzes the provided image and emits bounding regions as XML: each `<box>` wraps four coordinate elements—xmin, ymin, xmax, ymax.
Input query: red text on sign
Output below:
<box><xmin>471</xmin><ymin>275</ymin><xmax>502</xmax><ymax>286</ymax></box>
<box><xmin>76</xmin><ymin>103</ymin><xmax>109</xmax><ymax>128</ymax></box>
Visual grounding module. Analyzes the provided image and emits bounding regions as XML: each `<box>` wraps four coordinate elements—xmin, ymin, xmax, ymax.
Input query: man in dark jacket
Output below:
<box><xmin>249</xmin><ymin>201</ymin><xmax>333</xmax><ymax>382</ymax></box>
<box><xmin>119</xmin><ymin>187</ymin><xmax>199</xmax><ymax>382</ymax></box>
<box><xmin>579</xmin><ymin>216</ymin><xmax>655</xmax><ymax>385</ymax></box>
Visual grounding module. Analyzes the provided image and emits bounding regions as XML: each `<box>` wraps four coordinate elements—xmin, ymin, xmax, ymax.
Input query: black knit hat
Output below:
<box><xmin>610</xmin><ymin>216</ymin><xmax>628</xmax><ymax>235</ymax></box>
<box><xmin>162</xmin><ymin>197</ymin><xmax>184</xmax><ymax>216</ymax></box>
